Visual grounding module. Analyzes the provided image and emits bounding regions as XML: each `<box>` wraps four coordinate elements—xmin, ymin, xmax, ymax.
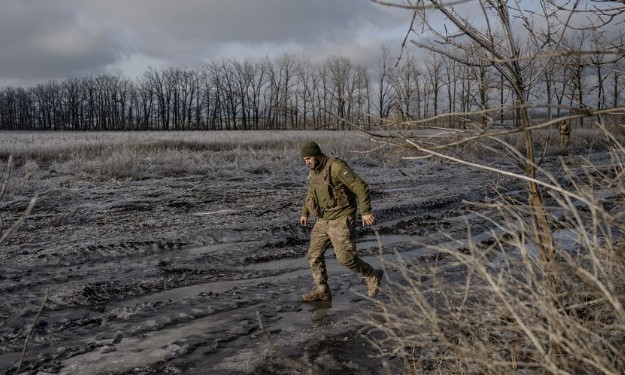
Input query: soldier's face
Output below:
<box><xmin>303</xmin><ymin>156</ymin><xmax>319</xmax><ymax>170</ymax></box>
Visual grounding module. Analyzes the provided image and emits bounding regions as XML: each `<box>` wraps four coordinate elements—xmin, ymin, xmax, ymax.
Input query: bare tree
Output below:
<box><xmin>373</xmin><ymin>0</ymin><xmax>602</xmax><ymax>274</ymax></box>
<box><xmin>2</xmin><ymin>6</ymin><xmax>625</xmax><ymax>133</ymax></box>
<box><xmin>391</xmin><ymin>53</ymin><xmax>421</xmax><ymax>123</ymax></box>
<box><xmin>365</xmin><ymin>0</ymin><xmax>625</xmax><ymax>372</ymax></box>
<box><xmin>374</xmin><ymin>46</ymin><xmax>397</xmax><ymax>123</ymax></box>
<box><xmin>609</xmin><ymin>36</ymin><xmax>625</xmax><ymax>110</ymax></box>
<box><xmin>295</xmin><ymin>56</ymin><xmax>315</xmax><ymax>129</ymax></box>
<box><xmin>423</xmin><ymin>54</ymin><xmax>444</xmax><ymax>120</ymax></box>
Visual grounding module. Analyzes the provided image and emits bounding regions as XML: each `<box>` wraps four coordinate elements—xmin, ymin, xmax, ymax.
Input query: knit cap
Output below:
<box><xmin>300</xmin><ymin>141</ymin><xmax>322</xmax><ymax>157</ymax></box>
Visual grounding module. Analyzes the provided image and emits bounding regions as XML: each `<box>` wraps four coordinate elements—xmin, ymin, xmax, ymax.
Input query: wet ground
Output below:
<box><xmin>0</xmin><ymin>149</ymin><xmax>582</xmax><ymax>375</ymax></box>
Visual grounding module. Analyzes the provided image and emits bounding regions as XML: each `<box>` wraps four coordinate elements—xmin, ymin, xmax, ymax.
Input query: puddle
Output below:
<box><xmin>57</xmin><ymin>312</ymin><xmax>232</xmax><ymax>375</ymax></box>
<box><xmin>357</xmin><ymin>234</ymin><xmax>417</xmax><ymax>249</ymax></box>
<box><xmin>107</xmin><ymin>269</ymin><xmax>311</xmax><ymax>307</ymax></box>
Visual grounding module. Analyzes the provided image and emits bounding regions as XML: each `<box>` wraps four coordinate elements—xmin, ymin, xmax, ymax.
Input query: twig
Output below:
<box><xmin>0</xmin><ymin>155</ymin><xmax>14</xmax><ymax>201</ymax></box>
<box><xmin>15</xmin><ymin>289</ymin><xmax>48</xmax><ymax>375</ymax></box>
<box><xmin>0</xmin><ymin>155</ymin><xmax>14</xmax><ymax>231</ymax></box>
<box><xmin>0</xmin><ymin>194</ymin><xmax>38</xmax><ymax>246</ymax></box>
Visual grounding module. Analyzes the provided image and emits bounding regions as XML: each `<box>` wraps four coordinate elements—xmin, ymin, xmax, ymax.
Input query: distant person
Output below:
<box><xmin>299</xmin><ymin>141</ymin><xmax>382</xmax><ymax>302</ymax></box>
<box><xmin>559</xmin><ymin>120</ymin><xmax>571</xmax><ymax>147</ymax></box>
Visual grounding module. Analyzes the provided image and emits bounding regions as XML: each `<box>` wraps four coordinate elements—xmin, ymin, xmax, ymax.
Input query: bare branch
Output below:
<box><xmin>0</xmin><ymin>195</ymin><xmax>38</xmax><ymax>246</ymax></box>
<box><xmin>15</xmin><ymin>289</ymin><xmax>48</xmax><ymax>375</ymax></box>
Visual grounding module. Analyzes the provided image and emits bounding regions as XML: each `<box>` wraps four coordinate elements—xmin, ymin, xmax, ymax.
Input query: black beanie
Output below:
<box><xmin>301</xmin><ymin>141</ymin><xmax>322</xmax><ymax>157</ymax></box>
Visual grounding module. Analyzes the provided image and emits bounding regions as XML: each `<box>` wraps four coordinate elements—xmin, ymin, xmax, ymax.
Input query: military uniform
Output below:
<box><xmin>299</xmin><ymin>142</ymin><xmax>382</xmax><ymax>301</ymax></box>
<box><xmin>559</xmin><ymin>120</ymin><xmax>571</xmax><ymax>147</ymax></box>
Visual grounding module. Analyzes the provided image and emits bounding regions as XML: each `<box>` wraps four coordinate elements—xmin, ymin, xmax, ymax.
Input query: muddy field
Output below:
<box><xmin>0</xmin><ymin>133</ymin><xmax>598</xmax><ymax>375</ymax></box>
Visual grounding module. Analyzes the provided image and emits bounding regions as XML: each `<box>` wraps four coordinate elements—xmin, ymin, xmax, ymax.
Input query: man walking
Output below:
<box><xmin>559</xmin><ymin>120</ymin><xmax>571</xmax><ymax>147</ymax></box>
<box><xmin>299</xmin><ymin>141</ymin><xmax>382</xmax><ymax>302</ymax></box>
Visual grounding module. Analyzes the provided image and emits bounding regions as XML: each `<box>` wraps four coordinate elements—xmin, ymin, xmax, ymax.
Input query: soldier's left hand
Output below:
<box><xmin>362</xmin><ymin>213</ymin><xmax>376</xmax><ymax>226</ymax></box>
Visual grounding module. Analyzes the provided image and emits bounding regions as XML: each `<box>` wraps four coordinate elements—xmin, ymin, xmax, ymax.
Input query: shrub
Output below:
<box><xmin>361</xmin><ymin>134</ymin><xmax>625</xmax><ymax>374</ymax></box>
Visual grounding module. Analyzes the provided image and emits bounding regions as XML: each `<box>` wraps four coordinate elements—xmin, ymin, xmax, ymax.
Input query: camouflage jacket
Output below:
<box><xmin>301</xmin><ymin>155</ymin><xmax>372</xmax><ymax>220</ymax></box>
<box><xmin>559</xmin><ymin>121</ymin><xmax>571</xmax><ymax>135</ymax></box>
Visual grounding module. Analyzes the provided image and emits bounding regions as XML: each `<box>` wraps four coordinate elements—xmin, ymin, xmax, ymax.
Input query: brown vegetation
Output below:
<box><xmin>361</xmin><ymin>142</ymin><xmax>625</xmax><ymax>372</ymax></box>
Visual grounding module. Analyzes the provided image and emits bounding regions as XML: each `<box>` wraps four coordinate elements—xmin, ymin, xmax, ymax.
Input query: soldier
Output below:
<box><xmin>299</xmin><ymin>141</ymin><xmax>383</xmax><ymax>302</ymax></box>
<box><xmin>559</xmin><ymin>120</ymin><xmax>571</xmax><ymax>147</ymax></box>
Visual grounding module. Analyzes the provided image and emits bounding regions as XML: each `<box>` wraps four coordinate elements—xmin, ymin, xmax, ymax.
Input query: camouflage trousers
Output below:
<box><xmin>307</xmin><ymin>213</ymin><xmax>375</xmax><ymax>286</ymax></box>
<box><xmin>560</xmin><ymin>133</ymin><xmax>570</xmax><ymax>147</ymax></box>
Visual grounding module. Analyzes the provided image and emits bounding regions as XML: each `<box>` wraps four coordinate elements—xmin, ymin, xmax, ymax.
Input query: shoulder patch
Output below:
<box><xmin>340</xmin><ymin>167</ymin><xmax>356</xmax><ymax>183</ymax></box>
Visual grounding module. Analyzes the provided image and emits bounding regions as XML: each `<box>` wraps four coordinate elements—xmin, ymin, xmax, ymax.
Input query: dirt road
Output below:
<box><xmin>1</xmin><ymin>153</ymin><xmax>526</xmax><ymax>375</ymax></box>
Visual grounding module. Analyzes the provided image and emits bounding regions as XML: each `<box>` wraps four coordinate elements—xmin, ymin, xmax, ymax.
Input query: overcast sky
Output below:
<box><xmin>0</xmin><ymin>0</ymin><xmax>410</xmax><ymax>88</ymax></box>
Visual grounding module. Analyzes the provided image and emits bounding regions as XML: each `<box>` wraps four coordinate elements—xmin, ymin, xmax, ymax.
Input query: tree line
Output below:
<box><xmin>1</xmin><ymin>34</ymin><xmax>624</xmax><ymax>131</ymax></box>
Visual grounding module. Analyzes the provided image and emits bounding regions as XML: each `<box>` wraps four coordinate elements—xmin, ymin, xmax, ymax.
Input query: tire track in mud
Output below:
<box><xmin>0</xmin><ymin>166</ymin><xmax>525</xmax><ymax>375</ymax></box>
<box><xmin>108</xmin><ymin>223</ymin><xmax>622</xmax><ymax>370</ymax></box>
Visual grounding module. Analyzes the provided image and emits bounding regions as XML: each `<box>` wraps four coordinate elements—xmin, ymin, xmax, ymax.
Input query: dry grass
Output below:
<box><xmin>0</xmin><ymin>130</ymin><xmax>376</xmax><ymax>163</ymax></box>
<box><xmin>459</xmin><ymin>126</ymin><xmax>616</xmax><ymax>161</ymax></box>
<box><xmin>0</xmin><ymin>156</ymin><xmax>38</xmax><ymax>245</ymax></box>
<box><xmin>361</xmin><ymin>127</ymin><xmax>625</xmax><ymax>374</ymax></box>
<box><xmin>2</xmin><ymin>127</ymin><xmax>624</xmax><ymax>373</ymax></box>
<box><xmin>0</xmin><ymin>126</ymin><xmax>612</xmax><ymax>186</ymax></box>
<box><xmin>0</xmin><ymin>130</ymin><xmax>397</xmax><ymax>196</ymax></box>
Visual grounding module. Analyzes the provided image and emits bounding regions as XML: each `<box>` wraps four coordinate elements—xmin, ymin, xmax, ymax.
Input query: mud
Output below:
<box><xmin>0</xmin><ymin>151</ymin><xmax>591</xmax><ymax>375</ymax></box>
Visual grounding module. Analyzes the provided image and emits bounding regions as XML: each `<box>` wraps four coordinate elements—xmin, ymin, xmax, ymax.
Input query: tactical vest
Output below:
<box><xmin>560</xmin><ymin>123</ymin><xmax>571</xmax><ymax>135</ymax></box>
<box><xmin>305</xmin><ymin>158</ymin><xmax>355</xmax><ymax>218</ymax></box>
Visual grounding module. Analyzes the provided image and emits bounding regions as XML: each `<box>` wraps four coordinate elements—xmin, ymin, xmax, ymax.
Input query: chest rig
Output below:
<box><xmin>305</xmin><ymin>158</ymin><xmax>355</xmax><ymax>217</ymax></box>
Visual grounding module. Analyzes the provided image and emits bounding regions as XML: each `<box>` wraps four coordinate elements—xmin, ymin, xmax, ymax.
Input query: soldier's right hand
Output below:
<box><xmin>300</xmin><ymin>216</ymin><xmax>308</xmax><ymax>226</ymax></box>
<box><xmin>362</xmin><ymin>213</ymin><xmax>376</xmax><ymax>226</ymax></box>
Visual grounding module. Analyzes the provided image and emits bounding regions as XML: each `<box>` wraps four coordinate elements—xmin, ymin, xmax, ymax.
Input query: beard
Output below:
<box><xmin>306</xmin><ymin>157</ymin><xmax>319</xmax><ymax>170</ymax></box>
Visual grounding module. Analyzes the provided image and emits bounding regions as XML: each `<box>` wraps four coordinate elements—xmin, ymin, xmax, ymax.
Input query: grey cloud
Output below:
<box><xmin>71</xmin><ymin>0</ymin><xmax>400</xmax><ymax>44</ymax></box>
<box><xmin>0</xmin><ymin>0</ymin><xmax>125</xmax><ymax>84</ymax></box>
<box><xmin>0</xmin><ymin>0</ymin><xmax>407</xmax><ymax>86</ymax></box>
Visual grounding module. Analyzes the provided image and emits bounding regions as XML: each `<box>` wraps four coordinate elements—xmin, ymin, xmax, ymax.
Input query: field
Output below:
<box><xmin>0</xmin><ymin>129</ymin><xmax>623</xmax><ymax>374</ymax></box>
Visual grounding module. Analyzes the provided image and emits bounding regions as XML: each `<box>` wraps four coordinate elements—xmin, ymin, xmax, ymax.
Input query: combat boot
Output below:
<box><xmin>302</xmin><ymin>284</ymin><xmax>332</xmax><ymax>302</ymax></box>
<box><xmin>364</xmin><ymin>269</ymin><xmax>383</xmax><ymax>297</ymax></box>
